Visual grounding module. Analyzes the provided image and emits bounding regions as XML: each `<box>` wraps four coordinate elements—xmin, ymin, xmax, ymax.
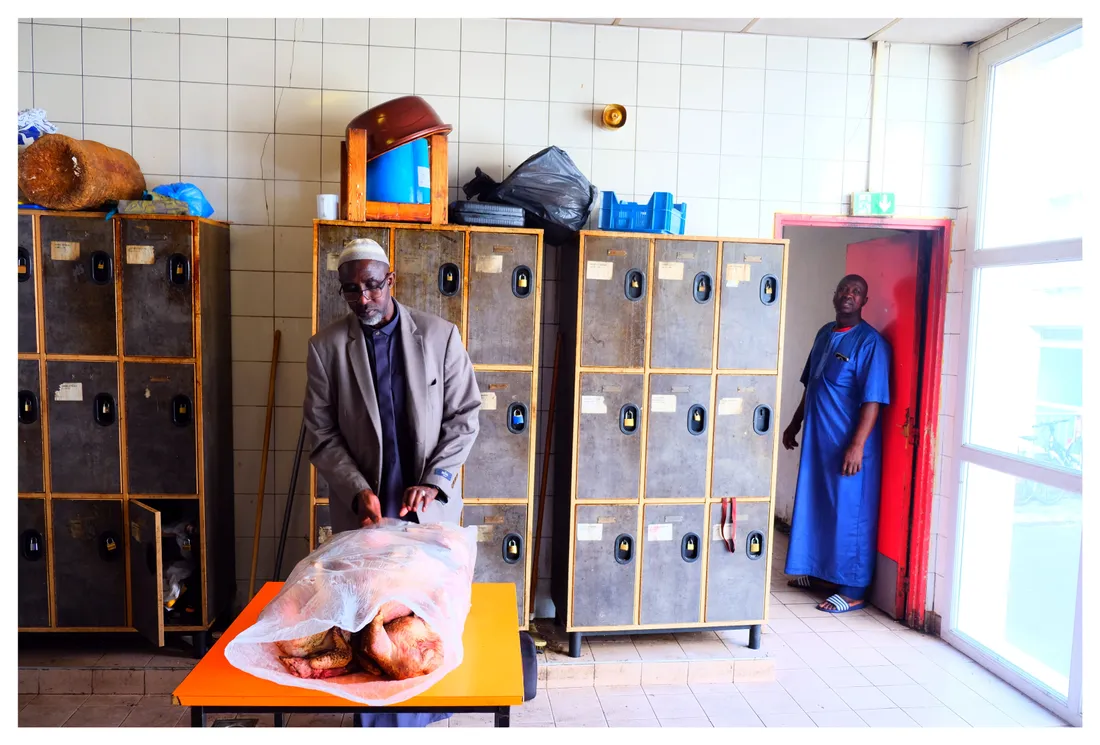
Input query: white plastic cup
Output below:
<box><xmin>316</xmin><ymin>194</ymin><xmax>338</xmax><ymax>220</ymax></box>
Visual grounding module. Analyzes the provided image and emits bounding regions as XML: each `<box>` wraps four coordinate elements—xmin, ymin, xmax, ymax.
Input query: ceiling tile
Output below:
<box><xmin>748</xmin><ymin>19</ymin><xmax>894</xmax><ymax>39</ymax></box>
<box><xmin>876</xmin><ymin>18</ymin><xmax>1018</xmax><ymax>45</ymax></box>
<box><xmin>619</xmin><ymin>18</ymin><xmax>754</xmax><ymax>33</ymax></box>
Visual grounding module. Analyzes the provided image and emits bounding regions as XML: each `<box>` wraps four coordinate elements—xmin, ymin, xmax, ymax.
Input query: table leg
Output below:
<box><xmin>273</xmin><ymin>712</ymin><xmax>285</xmax><ymax>727</ymax></box>
<box><xmin>749</xmin><ymin>624</ymin><xmax>762</xmax><ymax>650</ymax></box>
<box><xmin>190</xmin><ymin>706</ymin><xmax>206</xmax><ymax>727</ymax></box>
<box><xmin>494</xmin><ymin>707</ymin><xmax>511</xmax><ymax>727</ymax></box>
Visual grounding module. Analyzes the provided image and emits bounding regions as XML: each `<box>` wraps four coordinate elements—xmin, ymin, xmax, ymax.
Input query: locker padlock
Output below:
<box><xmin>502</xmin><ymin>533</ymin><xmax>523</xmax><ymax>564</ymax></box>
<box><xmin>506</xmin><ymin>402</ymin><xmax>528</xmax><ymax>435</ymax></box>
<box><xmin>98</xmin><ymin>531</ymin><xmax>122</xmax><ymax>562</ymax></box>
<box><xmin>681</xmin><ymin>532</ymin><xmax>700</xmax><ymax>563</ymax></box>
<box><xmin>18</xmin><ymin>249</ymin><xmax>31</xmax><ymax>283</ymax></box>
<box><xmin>692</xmin><ymin>272</ymin><xmax>713</xmax><ymax>304</ymax></box>
<box><xmin>437</xmin><ymin>262</ymin><xmax>461</xmax><ymax>297</ymax></box>
<box><xmin>619</xmin><ymin>404</ymin><xmax>639</xmax><ymax>435</ymax></box>
<box><xmin>90</xmin><ymin>250</ymin><xmax>113</xmax><ymax>285</ymax></box>
<box><xmin>21</xmin><ymin>530</ymin><xmax>44</xmax><ymax>561</ymax></box>
<box><xmin>687</xmin><ymin>404</ymin><xmax>707</xmax><ymax>436</ymax></box>
<box><xmin>747</xmin><ymin>530</ymin><xmax>765</xmax><ymax>561</ymax></box>
<box><xmin>168</xmin><ymin>253</ymin><xmax>191</xmax><ymax>286</ymax></box>
<box><xmin>171</xmin><ymin>394</ymin><xmax>193</xmax><ymax>427</ymax></box>
<box><xmin>512</xmin><ymin>265</ymin><xmax>533</xmax><ymax>299</ymax></box>
<box><xmin>624</xmin><ymin>269</ymin><xmax>646</xmax><ymax>302</ymax></box>
<box><xmin>18</xmin><ymin>390</ymin><xmax>38</xmax><ymax>425</ymax></box>
<box><xmin>752</xmin><ymin>404</ymin><xmax>773</xmax><ymax>435</ymax></box>
<box><xmin>93</xmin><ymin>393</ymin><xmax>116</xmax><ymax>427</ymax></box>
<box><xmin>614</xmin><ymin>534</ymin><xmax>634</xmax><ymax>564</ymax></box>
<box><xmin>759</xmin><ymin>274</ymin><xmax>778</xmax><ymax>305</ymax></box>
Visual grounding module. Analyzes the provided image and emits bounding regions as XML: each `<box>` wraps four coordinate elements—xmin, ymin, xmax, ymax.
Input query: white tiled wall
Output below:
<box><xmin>19</xmin><ymin>17</ymin><xmax>970</xmax><ymax>615</ymax></box>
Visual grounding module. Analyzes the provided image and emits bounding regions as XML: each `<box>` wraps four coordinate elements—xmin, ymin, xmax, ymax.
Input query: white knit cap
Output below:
<box><xmin>337</xmin><ymin>238</ymin><xmax>389</xmax><ymax>267</ymax></box>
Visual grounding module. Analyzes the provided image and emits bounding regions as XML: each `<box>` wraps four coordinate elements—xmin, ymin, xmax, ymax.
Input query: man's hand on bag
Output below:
<box><xmin>400</xmin><ymin>485</ymin><xmax>439</xmax><ymax>517</ymax></box>
<box><xmin>355</xmin><ymin>489</ymin><xmax>382</xmax><ymax>527</ymax></box>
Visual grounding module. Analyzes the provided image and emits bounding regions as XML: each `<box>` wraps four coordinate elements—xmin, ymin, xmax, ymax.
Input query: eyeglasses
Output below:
<box><xmin>340</xmin><ymin>278</ymin><xmax>391</xmax><ymax>300</ymax></box>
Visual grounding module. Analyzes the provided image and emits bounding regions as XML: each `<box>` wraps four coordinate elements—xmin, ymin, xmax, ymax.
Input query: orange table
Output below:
<box><xmin>174</xmin><ymin>582</ymin><xmax>524</xmax><ymax>727</ymax></box>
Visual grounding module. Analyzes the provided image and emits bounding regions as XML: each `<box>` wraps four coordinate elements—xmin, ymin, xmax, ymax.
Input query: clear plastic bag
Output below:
<box><xmin>224</xmin><ymin>520</ymin><xmax>478</xmax><ymax>705</ymax></box>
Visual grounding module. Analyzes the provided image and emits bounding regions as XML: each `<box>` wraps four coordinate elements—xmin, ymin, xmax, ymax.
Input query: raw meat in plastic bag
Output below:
<box><xmin>224</xmin><ymin>519</ymin><xmax>478</xmax><ymax>705</ymax></box>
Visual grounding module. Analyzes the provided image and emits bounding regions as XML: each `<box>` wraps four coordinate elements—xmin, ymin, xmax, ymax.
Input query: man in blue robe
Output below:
<box><xmin>782</xmin><ymin>274</ymin><xmax>891</xmax><ymax>614</ymax></box>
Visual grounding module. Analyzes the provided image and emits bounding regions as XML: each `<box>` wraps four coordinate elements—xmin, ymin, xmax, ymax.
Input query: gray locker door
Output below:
<box><xmin>315</xmin><ymin>224</ymin><xmax>390</xmax><ymax>333</ymax></box>
<box><xmin>18</xmin><ymin>360</ymin><xmax>44</xmax><ymax>494</ymax></box>
<box><xmin>18</xmin><ymin>498</ymin><xmax>50</xmax><ymax>627</ymax></box>
<box><xmin>711</xmin><ymin>376</ymin><xmax>778</xmax><ymax>499</ymax></box>
<box><xmin>463</xmin><ymin>504</ymin><xmax>529</xmax><ymax>626</ymax></box>
<box><xmin>128</xmin><ymin>500</ymin><xmax>165</xmax><ymax>646</ymax></box>
<box><xmin>705</xmin><ymin>500</ymin><xmax>770</xmax><ymax>622</ymax></box>
<box><xmin>467</xmin><ymin>232</ymin><xmax>538</xmax><ymax>366</ymax></box>
<box><xmin>51</xmin><ymin>499</ymin><xmax>127</xmax><ymax>627</ymax></box>
<box><xmin>580</xmin><ymin>235</ymin><xmax>649</xmax><ymax>369</ymax></box>
<box><xmin>393</xmin><ymin>229</ymin><xmax>465</xmax><ymax>330</ymax></box>
<box><xmin>650</xmin><ymin>240</ymin><xmax>718</xmax><ymax>370</ymax></box>
<box><xmin>717</xmin><ymin>242</ymin><xmax>784</xmax><ymax>370</ymax></box>
<box><xmin>18</xmin><ymin>214</ymin><xmax>37</xmax><ymax>354</ymax></box>
<box><xmin>465</xmin><ymin>371</ymin><xmax>532</xmax><ymax>500</ymax></box>
<box><xmin>314</xmin><ymin>501</ymin><xmax>332</xmax><ymax>548</ymax></box>
<box><xmin>120</xmin><ymin>219</ymin><xmax>194</xmax><ymax>358</ymax></box>
<box><xmin>644</xmin><ymin>374</ymin><xmax>712</xmax><ymax>499</ymax></box>
<box><xmin>46</xmin><ymin>361</ymin><xmax>121</xmax><ymax>494</ymax></box>
<box><xmin>40</xmin><ymin>216</ymin><xmax>117</xmax><ymax>355</ymax></box>
<box><xmin>572</xmin><ymin>504</ymin><xmax>638</xmax><ymax>628</ymax></box>
<box><xmin>124</xmin><ymin>363</ymin><xmax>197</xmax><ymax>494</ymax></box>
<box><xmin>640</xmin><ymin>503</ymin><xmax>705</xmax><ymax>625</ymax></box>
<box><xmin>575</xmin><ymin>373</ymin><xmax>644</xmax><ymax>500</ymax></box>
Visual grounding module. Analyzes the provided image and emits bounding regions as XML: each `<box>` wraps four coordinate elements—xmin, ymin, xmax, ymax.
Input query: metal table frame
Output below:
<box><xmin>191</xmin><ymin>704</ymin><xmax>511</xmax><ymax>727</ymax></box>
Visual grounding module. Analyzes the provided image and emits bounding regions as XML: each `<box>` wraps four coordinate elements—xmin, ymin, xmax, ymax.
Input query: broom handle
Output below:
<box><xmin>248</xmin><ymin>329</ymin><xmax>281</xmax><ymax>600</ymax></box>
<box><xmin>529</xmin><ymin>331</ymin><xmax>562</xmax><ymax>617</ymax></box>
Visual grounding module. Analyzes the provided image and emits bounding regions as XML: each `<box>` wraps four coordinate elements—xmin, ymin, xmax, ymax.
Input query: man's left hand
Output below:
<box><xmin>399</xmin><ymin>485</ymin><xmax>439</xmax><ymax>516</ymax></box>
<box><xmin>842</xmin><ymin>442</ymin><xmax>864</xmax><ymax>476</ymax></box>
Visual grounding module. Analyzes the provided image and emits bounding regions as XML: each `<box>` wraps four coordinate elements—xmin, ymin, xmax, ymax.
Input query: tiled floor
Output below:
<box><xmin>17</xmin><ymin>531</ymin><xmax>1071</xmax><ymax>727</ymax></box>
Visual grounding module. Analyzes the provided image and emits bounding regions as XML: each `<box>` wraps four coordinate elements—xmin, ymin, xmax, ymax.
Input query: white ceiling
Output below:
<box><xmin>532</xmin><ymin>18</ymin><xmax>1020</xmax><ymax>45</ymax></box>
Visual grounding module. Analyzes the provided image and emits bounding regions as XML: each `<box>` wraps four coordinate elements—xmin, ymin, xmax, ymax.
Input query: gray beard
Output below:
<box><xmin>360</xmin><ymin>308</ymin><xmax>384</xmax><ymax>327</ymax></box>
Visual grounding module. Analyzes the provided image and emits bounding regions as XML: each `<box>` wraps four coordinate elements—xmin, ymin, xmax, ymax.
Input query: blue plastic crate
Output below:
<box><xmin>598</xmin><ymin>191</ymin><xmax>687</xmax><ymax>235</ymax></box>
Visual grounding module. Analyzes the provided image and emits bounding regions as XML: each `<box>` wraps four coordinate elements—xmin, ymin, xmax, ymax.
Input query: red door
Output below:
<box><xmin>845</xmin><ymin>235</ymin><xmax>922</xmax><ymax>620</ymax></box>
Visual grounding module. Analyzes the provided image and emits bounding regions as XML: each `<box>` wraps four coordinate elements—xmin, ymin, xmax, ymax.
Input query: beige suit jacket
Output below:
<box><xmin>302</xmin><ymin>304</ymin><xmax>481</xmax><ymax>534</ymax></box>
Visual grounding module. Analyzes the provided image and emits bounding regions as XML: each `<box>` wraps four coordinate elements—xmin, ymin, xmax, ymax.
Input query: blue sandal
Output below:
<box><xmin>817</xmin><ymin>594</ymin><xmax>865</xmax><ymax>614</ymax></box>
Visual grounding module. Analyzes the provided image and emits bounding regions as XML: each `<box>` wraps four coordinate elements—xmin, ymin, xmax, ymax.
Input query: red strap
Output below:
<box><xmin>720</xmin><ymin>498</ymin><xmax>737</xmax><ymax>553</ymax></box>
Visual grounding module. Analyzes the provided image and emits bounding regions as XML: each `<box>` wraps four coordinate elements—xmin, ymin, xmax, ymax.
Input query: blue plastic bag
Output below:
<box><xmin>153</xmin><ymin>183</ymin><xmax>214</xmax><ymax>218</ymax></box>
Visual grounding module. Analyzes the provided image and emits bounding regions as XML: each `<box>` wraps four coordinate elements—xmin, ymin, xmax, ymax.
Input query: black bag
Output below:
<box><xmin>462</xmin><ymin>146</ymin><xmax>598</xmax><ymax>244</ymax></box>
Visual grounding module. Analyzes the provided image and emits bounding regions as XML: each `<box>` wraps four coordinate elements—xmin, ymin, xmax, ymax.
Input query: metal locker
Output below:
<box><xmin>124</xmin><ymin>363</ymin><xmax>197</xmax><ymax>494</ymax></box>
<box><xmin>467</xmin><ymin>232</ymin><xmax>538</xmax><ymax>366</ymax></box>
<box><xmin>572</xmin><ymin>504</ymin><xmax>638</xmax><ymax>628</ymax></box>
<box><xmin>129</xmin><ymin>500</ymin><xmax>165</xmax><ymax>646</ymax></box>
<box><xmin>120</xmin><ymin>219</ymin><xmax>195</xmax><ymax>358</ymax></box>
<box><xmin>640</xmin><ymin>503</ymin><xmax>705</xmax><ymax>625</ymax></box>
<box><xmin>392</xmin><ymin>228</ymin><xmax>465</xmax><ymax>330</ymax></box>
<box><xmin>463</xmin><ymin>504</ymin><xmax>529</xmax><ymax>626</ymax></box>
<box><xmin>315</xmin><ymin>224</ymin><xmax>390</xmax><ymax>332</ymax></box>
<box><xmin>644</xmin><ymin>374</ymin><xmax>712</xmax><ymax>498</ymax></box>
<box><xmin>465</xmin><ymin>371</ymin><xmax>532</xmax><ymax>500</ymax></box>
<box><xmin>18</xmin><ymin>213</ymin><xmax>37</xmax><ymax>354</ymax></box>
<box><xmin>705</xmin><ymin>499</ymin><xmax>770</xmax><ymax>622</ymax></box>
<box><xmin>580</xmin><ymin>235</ymin><xmax>649</xmax><ymax>368</ymax></box>
<box><xmin>46</xmin><ymin>361</ymin><xmax>121</xmax><ymax>495</ymax></box>
<box><xmin>711</xmin><ymin>376</ymin><xmax>778</xmax><ymax>499</ymax></box>
<box><xmin>51</xmin><ymin>499</ymin><xmax>127</xmax><ymax>627</ymax></box>
<box><xmin>575</xmin><ymin>373</ymin><xmax>644</xmax><ymax>500</ymax></box>
<box><xmin>717</xmin><ymin>242</ymin><xmax>784</xmax><ymax>370</ymax></box>
<box><xmin>18</xmin><ymin>498</ymin><xmax>50</xmax><ymax>627</ymax></box>
<box><xmin>650</xmin><ymin>240</ymin><xmax>718</xmax><ymax>370</ymax></box>
<box><xmin>18</xmin><ymin>360</ymin><xmax>44</xmax><ymax>494</ymax></box>
<box><xmin>39</xmin><ymin>215</ymin><xmax>117</xmax><ymax>356</ymax></box>
<box><xmin>314</xmin><ymin>502</ymin><xmax>332</xmax><ymax>548</ymax></box>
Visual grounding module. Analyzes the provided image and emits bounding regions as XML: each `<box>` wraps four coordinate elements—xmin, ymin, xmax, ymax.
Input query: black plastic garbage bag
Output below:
<box><xmin>462</xmin><ymin>146</ymin><xmax>598</xmax><ymax>243</ymax></box>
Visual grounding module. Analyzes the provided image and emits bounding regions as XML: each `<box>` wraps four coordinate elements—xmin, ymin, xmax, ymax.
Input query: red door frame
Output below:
<box><xmin>773</xmin><ymin>213</ymin><xmax>953</xmax><ymax>631</ymax></box>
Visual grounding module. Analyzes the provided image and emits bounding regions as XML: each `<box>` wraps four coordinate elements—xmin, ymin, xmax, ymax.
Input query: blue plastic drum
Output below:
<box><xmin>366</xmin><ymin>138</ymin><xmax>431</xmax><ymax>204</ymax></box>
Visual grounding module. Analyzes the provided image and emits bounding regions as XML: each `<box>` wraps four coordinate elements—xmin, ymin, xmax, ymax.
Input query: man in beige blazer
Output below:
<box><xmin>302</xmin><ymin>238</ymin><xmax>481</xmax><ymax>536</ymax></box>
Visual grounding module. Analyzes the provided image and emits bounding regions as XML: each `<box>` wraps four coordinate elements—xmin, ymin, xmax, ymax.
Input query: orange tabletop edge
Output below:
<box><xmin>173</xmin><ymin>582</ymin><xmax>524</xmax><ymax>709</ymax></box>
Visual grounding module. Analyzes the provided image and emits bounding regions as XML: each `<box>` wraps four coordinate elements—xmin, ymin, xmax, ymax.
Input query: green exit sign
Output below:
<box><xmin>850</xmin><ymin>191</ymin><xmax>896</xmax><ymax>216</ymax></box>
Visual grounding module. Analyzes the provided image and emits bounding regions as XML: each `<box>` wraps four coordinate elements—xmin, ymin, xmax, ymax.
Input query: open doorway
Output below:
<box><xmin>773</xmin><ymin>214</ymin><xmax>952</xmax><ymax>629</ymax></box>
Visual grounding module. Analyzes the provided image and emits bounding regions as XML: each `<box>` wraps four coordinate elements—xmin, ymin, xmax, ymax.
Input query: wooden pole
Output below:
<box><xmin>248</xmin><ymin>329</ymin><xmax>281</xmax><ymax>600</ymax></box>
<box><xmin>528</xmin><ymin>331</ymin><xmax>562</xmax><ymax>619</ymax></box>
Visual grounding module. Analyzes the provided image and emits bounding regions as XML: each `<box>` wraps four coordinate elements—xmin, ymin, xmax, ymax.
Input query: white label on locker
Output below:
<box><xmin>712</xmin><ymin>523</ymin><xmax>733</xmax><ymax>541</ymax></box>
<box><xmin>418</xmin><ymin>166</ymin><xmax>431</xmax><ymax>189</ymax></box>
<box><xmin>650</xmin><ymin>394</ymin><xmax>677</xmax><ymax>413</ymax></box>
<box><xmin>325</xmin><ymin>252</ymin><xmax>340</xmax><ymax>272</ymax></box>
<box><xmin>726</xmin><ymin>263</ymin><xmax>751</xmax><ymax>287</ymax></box>
<box><xmin>718</xmin><ymin>397</ymin><xmax>744</xmax><ymax>416</ymax></box>
<box><xmin>50</xmin><ymin>241</ymin><xmax>80</xmax><ymax>261</ymax></box>
<box><xmin>581</xmin><ymin>395</ymin><xmax>607</xmax><ymax>414</ymax></box>
<box><xmin>576</xmin><ymin>523</ymin><xmax>604</xmax><ymax>541</ymax></box>
<box><xmin>125</xmin><ymin>245</ymin><xmax>156</xmax><ymax>265</ymax></box>
<box><xmin>586</xmin><ymin>260</ymin><xmax>614</xmax><ymax>280</ymax></box>
<box><xmin>130</xmin><ymin>521</ymin><xmax>141</xmax><ymax>544</ymax></box>
<box><xmin>476</xmin><ymin>525</ymin><xmax>495</xmax><ymax>543</ymax></box>
<box><xmin>657</xmin><ymin>261</ymin><xmax>684</xmax><ymax>281</ymax></box>
<box><xmin>480</xmin><ymin>392</ymin><xmax>498</xmax><ymax>410</ymax></box>
<box><xmin>475</xmin><ymin>253</ymin><xmax>504</xmax><ymax>274</ymax></box>
<box><xmin>54</xmin><ymin>382</ymin><xmax>83</xmax><ymax>402</ymax></box>
<box><xmin>648</xmin><ymin>523</ymin><xmax>674</xmax><ymax>542</ymax></box>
